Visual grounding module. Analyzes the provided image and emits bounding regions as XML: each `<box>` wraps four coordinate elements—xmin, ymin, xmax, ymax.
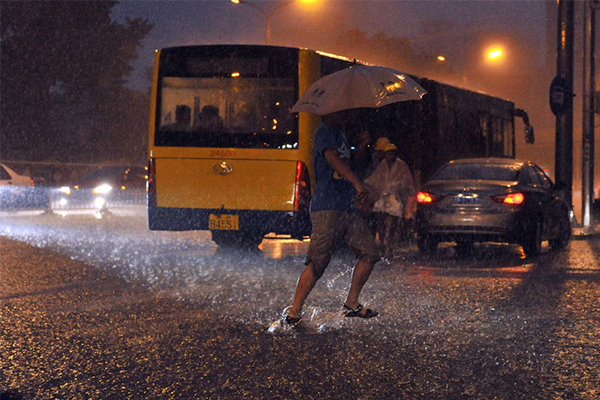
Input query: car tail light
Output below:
<box><xmin>294</xmin><ymin>161</ymin><xmax>311</xmax><ymax>212</ymax></box>
<box><xmin>493</xmin><ymin>192</ymin><xmax>525</xmax><ymax>205</ymax></box>
<box><xmin>417</xmin><ymin>191</ymin><xmax>440</xmax><ymax>203</ymax></box>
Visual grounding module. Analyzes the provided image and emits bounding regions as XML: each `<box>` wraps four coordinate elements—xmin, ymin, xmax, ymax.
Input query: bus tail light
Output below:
<box><xmin>147</xmin><ymin>158</ymin><xmax>156</xmax><ymax>207</ymax></box>
<box><xmin>493</xmin><ymin>192</ymin><xmax>525</xmax><ymax>205</ymax></box>
<box><xmin>294</xmin><ymin>161</ymin><xmax>311</xmax><ymax>212</ymax></box>
<box><xmin>417</xmin><ymin>191</ymin><xmax>440</xmax><ymax>203</ymax></box>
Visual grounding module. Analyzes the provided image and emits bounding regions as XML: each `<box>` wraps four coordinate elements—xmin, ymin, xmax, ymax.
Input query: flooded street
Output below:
<box><xmin>1</xmin><ymin>207</ymin><xmax>599</xmax><ymax>399</ymax></box>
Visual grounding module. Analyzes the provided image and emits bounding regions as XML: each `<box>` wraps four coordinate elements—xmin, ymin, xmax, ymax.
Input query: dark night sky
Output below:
<box><xmin>112</xmin><ymin>0</ymin><xmax>549</xmax><ymax>91</ymax></box>
<box><xmin>111</xmin><ymin>0</ymin><xmax>600</xmax><ymax>218</ymax></box>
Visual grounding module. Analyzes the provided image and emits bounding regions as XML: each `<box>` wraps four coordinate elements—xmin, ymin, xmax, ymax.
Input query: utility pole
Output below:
<box><xmin>554</xmin><ymin>0</ymin><xmax>575</xmax><ymax>217</ymax></box>
<box><xmin>582</xmin><ymin>0</ymin><xmax>598</xmax><ymax>229</ymax></box>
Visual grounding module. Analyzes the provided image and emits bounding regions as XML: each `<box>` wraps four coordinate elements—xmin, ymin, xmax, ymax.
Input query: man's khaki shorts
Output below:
<box><xmin>306</xmin><ymin>210</ymin><xmax>380</xmax><ymax>279</ymax></box>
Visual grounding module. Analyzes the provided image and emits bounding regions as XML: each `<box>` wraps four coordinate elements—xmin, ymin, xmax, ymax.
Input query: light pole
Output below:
<box><xmin>581</xmin><ymin>0</ymin><xmax>597</xmax><ymax>229</ymax></box>
<box><xmin>231</xmin><ymin>0</ymin><xmax>296</xmax><ymax>45</ymax></box>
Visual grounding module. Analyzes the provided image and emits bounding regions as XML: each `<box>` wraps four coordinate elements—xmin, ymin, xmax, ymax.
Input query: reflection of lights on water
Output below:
<box><xmin>260</xmin><ymin>236</ymin><xmax>310</xmax><ymax>259</ymax></box>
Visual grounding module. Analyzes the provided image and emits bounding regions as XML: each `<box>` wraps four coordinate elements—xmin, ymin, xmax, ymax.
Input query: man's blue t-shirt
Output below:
<box><xmin>309</xmin><ymin>122</ymin><xmax>355</xmax><ymax>212</ymax></box>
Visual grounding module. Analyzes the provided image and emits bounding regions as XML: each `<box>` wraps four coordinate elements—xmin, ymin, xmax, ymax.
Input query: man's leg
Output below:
<box><xmin>343</xmin><ymin>258</ymin><xmax>376</xmax><ymax>309</ymax></box>
<box><xmin>344</xmin><ymin>212</ymin><xmax>380</xmax><ymax>314</ymax></box>
<box><xmin>286</xmin><ymin>211</ymin><xmax>338</xmax><ymax>321</ymax></box>
<box><xmin>288</xmin><ymin>262</ymin><xmax>318</xmax><ymax>319</ymax></box>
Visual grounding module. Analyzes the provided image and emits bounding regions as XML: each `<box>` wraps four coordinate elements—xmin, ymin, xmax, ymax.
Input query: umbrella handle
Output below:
<box><xmin>358</xmin><ymin>109</ymin><xmax>367</xmax><ymax>133</ymax></box>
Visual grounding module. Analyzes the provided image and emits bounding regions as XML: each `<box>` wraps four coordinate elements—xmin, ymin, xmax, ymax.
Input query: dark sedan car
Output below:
<box><xmin>58</xmin><ymin>166</ymin><xmax>147</xmax><ymax>210</ymax></box>
<box><xmin>416</xmin><ymin>158</ymin><xmax>571</xmax><ymax>258</ymax></box>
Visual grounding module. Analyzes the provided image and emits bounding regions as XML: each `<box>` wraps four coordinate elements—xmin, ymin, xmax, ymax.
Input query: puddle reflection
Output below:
<box><xmin>259</xmin><ymin>237</ymin><xmax>310</xmax><ymax>259</ymax></box>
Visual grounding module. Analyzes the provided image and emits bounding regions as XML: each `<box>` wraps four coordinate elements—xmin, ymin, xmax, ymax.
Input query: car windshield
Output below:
<box><xmin>431</xmin><ymin>164</ymin><xmax>520</xmax><ymax>181</ymax></box>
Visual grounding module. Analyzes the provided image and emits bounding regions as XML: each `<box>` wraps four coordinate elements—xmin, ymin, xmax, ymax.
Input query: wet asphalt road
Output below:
<box><xmin>1</xmin><ymin>207</ymin><xmax>599</xmax><ymax>399</ymax></box>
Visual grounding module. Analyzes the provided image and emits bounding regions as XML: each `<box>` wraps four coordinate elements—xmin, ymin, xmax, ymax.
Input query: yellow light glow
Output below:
<box><xmin>383</xmin><ymin>81</ymin><xmax>403</xmax><ymax>92</ymax></box>
<box><xmin>231</xmin><ymin>72</ymin><xmax>240</xmax><ymax>77</ymax></box>
<box><xmin>437</xmin><ymin>55</ymin><xmax>445</xmax><ymax>61</ymax></box>
<box><xmin>488</xmin><ymin>49</ymin><xmax>502</xmax><ymax>59</ymax></box>
<box><xmin>231</xmin><ymin>0</ymin><xmax>240</xmax><ymax>3</ymax></box>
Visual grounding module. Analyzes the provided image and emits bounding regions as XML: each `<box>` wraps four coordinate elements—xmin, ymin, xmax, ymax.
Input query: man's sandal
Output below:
<box><xmin>284</xmin><ymin>315</ymin><xmax>302</xmax><ymax>327</ymax></box>
<box><xmin>343</xmin><ymin>304</ymin><xmax>379</xmax><ymax>318</ymax></box>
<box><xmin>281</xmin><ymin>307</ymin><xmax>302</xmax><ymax>327</ymax></box>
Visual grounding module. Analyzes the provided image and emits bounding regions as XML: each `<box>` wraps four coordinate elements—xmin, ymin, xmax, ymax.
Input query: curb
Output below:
<box><xmin>572</xmin><ymin>226</ymin><xmax>600</xmax><ymax>240</ymax></box>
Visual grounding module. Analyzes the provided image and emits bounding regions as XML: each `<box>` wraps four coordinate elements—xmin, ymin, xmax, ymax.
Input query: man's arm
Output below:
<box><xmin>323</xmin><ymin>148</ymin><xmax>368</xmax><ymax>200</ymax></box>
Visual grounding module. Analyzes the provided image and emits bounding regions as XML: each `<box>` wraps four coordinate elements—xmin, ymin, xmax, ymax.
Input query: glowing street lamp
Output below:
<box><xmin>231</xmin><ymin>0</ymin><xmax>315</xmax><ymax>45</ymax></box>
<box><xmin>488</xmin><ymin>49</ymin><xmax>503</xmax><ymax>60</ymax></box>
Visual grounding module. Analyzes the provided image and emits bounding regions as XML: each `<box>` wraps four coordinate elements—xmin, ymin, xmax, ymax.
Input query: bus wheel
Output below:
<box><xmin>211</xmin><ymin>231</ymin><xmax>264</xmax><ymax>249</ymax></box>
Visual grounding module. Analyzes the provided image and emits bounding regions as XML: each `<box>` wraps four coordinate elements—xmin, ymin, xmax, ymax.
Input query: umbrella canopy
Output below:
<box><xmin>291</xmin><ymin>64</ymin><xmax>427</xmax><ymax>116</ymax></box>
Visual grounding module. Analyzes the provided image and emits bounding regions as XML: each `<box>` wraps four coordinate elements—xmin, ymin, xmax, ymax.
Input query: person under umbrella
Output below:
<box><xmin>283</xmin><ymin>109</ymin><xmax>381</xmax><ymax>327</ymax></box>
<box><xmin>281</xmin><ymin>64</ymin><xmax>426</xmax><ymax>327</ymax></box>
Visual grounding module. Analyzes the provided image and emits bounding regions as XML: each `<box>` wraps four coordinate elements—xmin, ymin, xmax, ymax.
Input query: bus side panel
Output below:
<box><xmin>298</xmin><ymin>49</ymin><xmax>322</xmax><ymax>191</ymax></box>
<box><xmin>155</xmin><ymin>158</ymin><xmax>298</xmax><ymax>211</ymax></box>
<box><xmin>148</xmin><ymin>50</ymin><xmax>161</xmax><ymax>161</ymax></box>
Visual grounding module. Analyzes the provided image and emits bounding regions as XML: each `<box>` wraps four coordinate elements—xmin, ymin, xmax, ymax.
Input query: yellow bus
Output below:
<box><xmin>147</xmin><ymin>45</ymin><xmax>358</xmax><ymax>247</ymax></box>
<box><xmin>147</xmin><ymin>45</ymin><xmax>531</xmax><ymax>248</ymax></box>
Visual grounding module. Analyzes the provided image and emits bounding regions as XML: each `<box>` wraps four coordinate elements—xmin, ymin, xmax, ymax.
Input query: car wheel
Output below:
<box><xmin>418</xmin><ymin>234</ymin><xmax>438</xmax><ymax>255</ymax></box>
<box><xmin>522</xmin><ymin>219</ymin><xmax>542</xmax><ymax>258</ymax></box>
<box><xmin>211</xmin><ymin>231</ymin><xmax>264</xmax><ymax>249</ymax></box>
<box><xmin>549</xmin><ymin>213</ymin><xmax>571</xmax><ymax>251</ymax></box>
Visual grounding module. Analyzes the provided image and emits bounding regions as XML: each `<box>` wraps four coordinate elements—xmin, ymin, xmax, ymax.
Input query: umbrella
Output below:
<box><xmin>290</xmin><ymin>64</ymin><xmax>427</xmax><ymax>116</ymax></box>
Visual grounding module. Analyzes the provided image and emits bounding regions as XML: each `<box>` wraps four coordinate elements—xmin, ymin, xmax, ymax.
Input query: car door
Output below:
<box><xmin>531</xmin><ymin>164</ymin><xmax>561</xmax><ymax>238</ymax></box>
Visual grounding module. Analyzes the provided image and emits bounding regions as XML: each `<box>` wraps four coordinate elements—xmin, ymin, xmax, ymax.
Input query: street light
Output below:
<box><xmin>487</xmin><ymin>49</ymin><xmax>502</xmax><ymax>60</ymax></box>
<box><xmin>231</xmin><ymin>0</ymin><xmax>312</xmax><ymax>45</ymax></box>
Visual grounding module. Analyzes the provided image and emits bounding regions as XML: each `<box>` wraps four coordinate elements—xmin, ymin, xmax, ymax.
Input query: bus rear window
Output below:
<box><xmin>155</xmin><ymin>76</ymin><xmax>297</xmax><ymax>149</ymax></box>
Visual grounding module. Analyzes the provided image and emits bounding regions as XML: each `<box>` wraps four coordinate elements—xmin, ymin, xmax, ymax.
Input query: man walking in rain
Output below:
<box><xmin>283</xmin><ymin>109</ymin><xmax>380</xmax><ymax>327</ymax></box>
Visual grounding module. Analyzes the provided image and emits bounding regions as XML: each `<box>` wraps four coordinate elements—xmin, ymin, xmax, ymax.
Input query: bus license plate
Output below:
<box><xmin>209</xmin><ymin>214</ymin><xmax>239</xmax><ymax>230</ymax></box>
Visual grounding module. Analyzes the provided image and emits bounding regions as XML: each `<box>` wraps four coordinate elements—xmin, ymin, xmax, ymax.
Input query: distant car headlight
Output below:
<box><xmin>93</xmin><ymin>184</ymin><xmax>112</xmax><ymax>195</ymax></box>
<box><xmin>59</xmin><ymin>186</ymin><xmax>71</xmax><ymax>195</ymax></box>
<box><xmin>94</xmin><ymin>197</ymin><xmax>106</xmax><ymax>209</ymax></box>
